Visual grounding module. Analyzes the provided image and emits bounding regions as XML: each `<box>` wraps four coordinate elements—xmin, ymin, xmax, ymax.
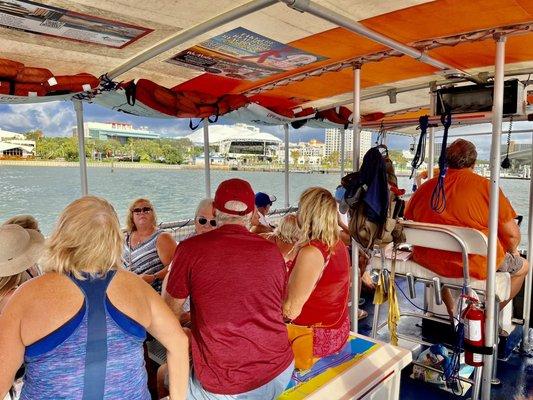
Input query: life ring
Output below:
<box><xmin>317</xmin><ymin>106</ymin><xmax>352</xmax><ymax>126</ymax></box>
<box><xmin>362</xmin><ymin>112</ymin><xmax>385</xmax><ymax>122</ymax></box>
<box><xmin>294</xmin><ymin>107</ymin><xmax>316</xmax><ymax>118</ymax></box>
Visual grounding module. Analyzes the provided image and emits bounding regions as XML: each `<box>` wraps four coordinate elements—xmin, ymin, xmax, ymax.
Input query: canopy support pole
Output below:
<box><xmin>350</xmin><ymin>63</ymin><xmax>362</xmax><ymax>333</ymax></box>
<box><xmin>522</xmin><ymin>131</ymin><xmax>533</xmax><ymax>351</ymax></box>
<box><xmin>106</xmin><ymin>0</ymin><xmax>277</xmax><ymax>79</ymax></box>
<box><xmin>281</xmin><ymin>0</ymin><xmax>478</xmax><ymax>81</ymax></box>
<box><xmin>481</xmin><ymin>34</ymin><xmax>506</xmax><ymax>400</ymax></box>
<box><xmin>428</xmin><ymin>83</ymin><xmax>436</xmax><ymax>179</ymax></box>
<box><xmin>73</xmin><ymin>99</ymin><xmax>88</xmax><ymax>196</ymax></box>
<box><xmin>203</xmin><ymin>120</ymin><xmax>211</xmax><ymax>198</ymax></box>
<box><xmin>340</xmin><ymin>127</ymin><xmax>346</xmax><ymax>178</ymax></box>
<box><xmin>284</xmin><ymin>124</ymin><xmax>290</xmax><ymax>208</ymax></box>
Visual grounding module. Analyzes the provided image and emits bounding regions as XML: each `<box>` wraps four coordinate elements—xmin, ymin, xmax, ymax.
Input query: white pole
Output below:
<box><xmin>481</xmin><ymin>35</ymin><xmax>506</xmax><ymax>400</ymax></box>
<box><xmin>428</xmin><ymin>83</ymin><xmax>436</xmax><ymax>179</ymax></box>
<box><xmin>106</xmin><ymin>0</ymin><xmax>277</xmax><ymax>80</ymax></box>
<box><xmin>284</xmin><ymin>124</ymin><xmax>290</xmax><ymax>208</ymax></box>
<box><xmin>203</xmin><ymin>119</ymin><xmax>211</xmax><ymax>198</ymax></box>
<box><xmin>340</xmin><ymin>127</ymin><xmax>346</xmax><ymax>178</ymax></box>
<box><xmin>522</xmin><ymin>131</ymin><xmax>533</xmax><ymax>350</ymax></box>
<box><xmin>351</xmin><ymin>63</ymin><xmax>362</xmax><ymax>333</ymax></box>
<box><xmin>73</xmin><ymin>99</ymin><xmax>88</xmax><ymax>196</ymax></box>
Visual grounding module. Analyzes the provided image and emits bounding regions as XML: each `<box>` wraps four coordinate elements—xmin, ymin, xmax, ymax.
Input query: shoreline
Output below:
<box><xmin>0</xmin><ymin>160</ymin><xmax>530</xmax><ymax>179</ymax></box>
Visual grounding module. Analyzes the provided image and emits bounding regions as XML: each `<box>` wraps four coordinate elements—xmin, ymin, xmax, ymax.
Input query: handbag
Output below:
<box><xmin>286</xmin><ymin>251</ymin><xmax>349</xmax><ymax>370</ymax></box>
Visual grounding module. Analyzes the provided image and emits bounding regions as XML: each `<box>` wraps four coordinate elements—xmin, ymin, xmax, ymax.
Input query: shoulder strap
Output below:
<box><xmin>68</xmin><ymin>270</ymin><xmax>116</xmax><ymax>400</ymax></box>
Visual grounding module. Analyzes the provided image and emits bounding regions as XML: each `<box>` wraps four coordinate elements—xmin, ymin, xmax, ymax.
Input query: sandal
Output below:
<box><xmin>357</xmin><ymin>309</ymin><xmax>368</xmax><ymax>320</ymax></box>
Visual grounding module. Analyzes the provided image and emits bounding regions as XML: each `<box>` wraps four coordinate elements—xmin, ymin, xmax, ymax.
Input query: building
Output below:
<box><xmin>324</xmin><ymin>128</ymin><xmax>372</xmax><ymax>162</ymax></box>
<box><xmin>186</xmin><ymin>123</ymin><xmax>281</xmax><ymax>164</ymax></box>
<box><xmin>0</xmin><ymin>128</ymin><xmax>35</xmax><ymax>158</ymax></box>
<box><xmin>277</xmin><ymin>139</ymin><xmax>325</xmax><ymax>165</ymax></box>
<box><xmin>72</xmin><ymin>122</ymin><xmax>160</xmax><ymax>144</ymax></box>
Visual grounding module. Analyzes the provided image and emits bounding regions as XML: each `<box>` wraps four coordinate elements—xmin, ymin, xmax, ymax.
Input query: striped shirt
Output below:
<box><xmin>124</xmin><ymin>230</ymin><xmax>165</xmax><ymax>292</ymax></box>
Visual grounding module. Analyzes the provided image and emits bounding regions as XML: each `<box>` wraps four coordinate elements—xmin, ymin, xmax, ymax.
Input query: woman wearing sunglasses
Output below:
<box><xmin>124</xmin><ymin>198</ymin><xmax>177</xmax><ymax>293</ymax></box>
<box><xmin>193</xmin><ymin>198</ymin><xmax>217</xmax><ymax>235</ymax></box>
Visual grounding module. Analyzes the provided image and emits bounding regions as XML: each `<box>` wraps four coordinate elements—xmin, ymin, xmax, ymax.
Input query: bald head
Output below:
<box><xmin>446</xmin><ymin>139</ymin><xmax>477</xmax><ymax>169</ymax></box>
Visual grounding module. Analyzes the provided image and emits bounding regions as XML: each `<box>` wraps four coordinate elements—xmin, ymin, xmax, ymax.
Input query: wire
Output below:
<box><xmin>431</xmin><ymin>112</ymin><xmax>451</xmax><ymax>213</ymax></box>
<box><xmin>409</xmin><ymin>116</ymin><xmax>429</xmax><ymax>180</ymax></box>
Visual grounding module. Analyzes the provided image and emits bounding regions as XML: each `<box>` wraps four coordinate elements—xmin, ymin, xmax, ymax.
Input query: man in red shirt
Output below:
<box><xmin>405</xmin><ymin>139</ymin><xmax>529</xmax><ymax>314</ymax></box>
<box><xmin>164</xmin><ymin>178</ymin><xmax>294</xmax><ymax>399</ymax></box>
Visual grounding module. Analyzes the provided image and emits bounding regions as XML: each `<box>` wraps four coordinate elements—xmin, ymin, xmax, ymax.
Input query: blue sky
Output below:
<box><xmin>1</xmin><ymin>101</ymin><xmax>530</xmax><ymax>159</ymax></box>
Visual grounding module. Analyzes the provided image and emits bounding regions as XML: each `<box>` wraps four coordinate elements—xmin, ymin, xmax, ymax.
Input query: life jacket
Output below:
<box><xmin>46</xmin><ymin>73</ymin><xmax>99</xmax><ymax>94</ymax></box>
<box><xmin>342</xmin><ymin>145</ymin><xmax>405</xmax><ymax>251</ymax></box>
<box><xmin>0</xmin><ymin>58</ymin><xmax>23</xmax><ymax>80</ymax></box>
<box><xmin>14</xmin><ymin>83</ymin><xmax>47</xmax><ymax>97</ymax></box>
<box><xmin>16</xmin><ymin>67</ymin><xmax>53</xmax><ymax>84</ymax></box>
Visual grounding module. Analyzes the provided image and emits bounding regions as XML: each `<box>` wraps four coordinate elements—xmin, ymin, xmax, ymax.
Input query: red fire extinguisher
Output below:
<box><xmin>462</xmin><ymin>297</ymin><xmax>485</xmax><ymax>367</ymax></box>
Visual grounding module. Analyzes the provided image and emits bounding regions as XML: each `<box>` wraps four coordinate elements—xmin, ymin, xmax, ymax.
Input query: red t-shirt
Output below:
<box><xmin>166</xmin><ymin>224</ymin><xmax>293</xmax><ymax>395</ymax></box>
<box><xmin>404</xmin><ymin>168</ymin><xmax>517</xmax><ymax>279</ymax></box>
<box><xmin>288</xmin><ymin>240</ymin><xmax>350</xmax><ymax>328</ymax></box>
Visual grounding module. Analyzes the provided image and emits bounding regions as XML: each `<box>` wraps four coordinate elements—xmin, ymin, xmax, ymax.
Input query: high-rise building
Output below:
<box><xmin>324</xmin><ymin>128</ymin><xmax>372</xmax><ymax>162</ymax></box>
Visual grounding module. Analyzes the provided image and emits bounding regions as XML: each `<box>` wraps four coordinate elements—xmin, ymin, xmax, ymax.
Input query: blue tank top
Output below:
<box><xmin>20</xmin><ymin>271</ymin><xmax>150</xmax><ymax>400</ymax></box>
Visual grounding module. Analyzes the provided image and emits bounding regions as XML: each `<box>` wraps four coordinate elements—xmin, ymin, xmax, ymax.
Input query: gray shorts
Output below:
<box><xmin>498</xmin><ymin>253</ymin><xmax>525</xmax><ymax>275</ymax></box>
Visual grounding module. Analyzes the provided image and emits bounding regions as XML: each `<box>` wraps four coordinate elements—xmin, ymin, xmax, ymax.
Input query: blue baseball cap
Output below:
<box><xmin>255</xmin><ymin>192</ymin><xmax>277</xmax><ymax>207</ymax></box>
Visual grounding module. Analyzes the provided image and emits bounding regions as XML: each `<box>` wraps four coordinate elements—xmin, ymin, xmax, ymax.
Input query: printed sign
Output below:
<box><xmin>0</xmin><ymin>0</ymin><xmax>151</xmax><ymax>48</ymax></box>
<box><xmin>168</xmin><ymin>27</ymin><xmax>327</xmax><ymax>81</ymax></box>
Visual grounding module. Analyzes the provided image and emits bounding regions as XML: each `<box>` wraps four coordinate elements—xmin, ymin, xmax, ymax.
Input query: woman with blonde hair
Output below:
<box><xmin>0</xmin><ymin>196</ymin><xmax>189</xmax><ymax>400</ymax></box>
<box><xmin>262</xmin><ymin>213</ymin><xmax>301</xmax><ymax>265</ymax></box>
<box><xmin>283</xmin><ymin>187</ymin><xmax>351</xmax><ymax>365</ymax></box>
<box><xmin>124</xmin><ymin>198</ymin><xmax>177</xmax><ymax>293</ymax></box>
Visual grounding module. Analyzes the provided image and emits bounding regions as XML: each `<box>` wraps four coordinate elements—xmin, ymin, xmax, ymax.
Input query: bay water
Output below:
<box><xmin>0</xmin><ymin>165</ymin><xmax>530</xmax><ymax>249</ymax></box>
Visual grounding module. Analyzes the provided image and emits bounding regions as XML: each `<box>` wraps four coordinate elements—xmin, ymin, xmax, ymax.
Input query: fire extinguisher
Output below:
<box><xmin>462</xmin><ymin>297</ymin><xmax>485</xmax><ymax>367</ymax></box>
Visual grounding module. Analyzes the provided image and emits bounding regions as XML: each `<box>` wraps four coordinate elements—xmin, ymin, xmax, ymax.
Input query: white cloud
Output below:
<box><xmin>0</xmin><ymin>102</ymin><xmax>75</xmax><ymax>136</ymax></box>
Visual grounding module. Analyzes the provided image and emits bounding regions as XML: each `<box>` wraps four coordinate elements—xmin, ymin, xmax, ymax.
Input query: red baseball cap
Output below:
<box><xmin>213</xmin><ymin>178</ymin><xmax>255</xmax><ymax>216</ymax></box>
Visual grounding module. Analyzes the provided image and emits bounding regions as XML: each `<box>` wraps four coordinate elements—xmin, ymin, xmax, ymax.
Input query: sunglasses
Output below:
<box><xmin>132</xmin><ymin>207</ymin><xmax>152</xmax><ymax>214</ymax></box>
<box><xmin>197</xmin><ymin>217</ymin><xmax>216</xmax><ymax>227</ymax></box>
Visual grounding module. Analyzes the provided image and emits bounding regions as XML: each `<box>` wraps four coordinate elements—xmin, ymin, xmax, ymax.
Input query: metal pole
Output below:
<box><xmin>522</xmin><ymin>130</ymin><xmax>533</xmax><ymax>350</ymax></box>
<box><xmin>352</xmin><ymin>65</ymin><xmax>361</xmax><ymax>171</ymax></box>
<box><xmin>73</xmin><ymin>99</ymin><xmax>88</xmax><ymax>196</ymax></box>
<box><xmin>481</xmin><ymin>35</ymin><xmax>506</xmax><ymax>400</ymax></box>
<box><xmin>340</xmin><ymin>127</ymin><xmax>346</xmax><ymax>178</ymax></box>
<box><xmin>350</xmin><ymin>63</ymin><xmax>362</xmax><ymax>333</ymax></box>
<box><xmin>281</xmin><ymin>0</ymin><xmax>477</xmax><ymax>80</ymax></box>
<box><xmin>106</xmin><ymin>0</ymin><xmax>277</xmax><ymax>79</ymax></box>
<box><xmin>203</xmin><ymin>119</ymin><xmax>211</xmax><ymax>198</ymax></box>
<box><xmin>284</xmin><ymin>124</ymin><xmax>290</xmax><ymax>208</ymax></box>
<box><xmin>428</xmin><ymin>83</ymin><xmax>436</xmax><ymax>179</ymax></box>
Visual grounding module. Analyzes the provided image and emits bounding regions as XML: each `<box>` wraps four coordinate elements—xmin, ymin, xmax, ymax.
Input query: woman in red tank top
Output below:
<box><xmin>283</xmin><ymin>187</ymin><xmax>351</xmax><ymax>358</ymax></box>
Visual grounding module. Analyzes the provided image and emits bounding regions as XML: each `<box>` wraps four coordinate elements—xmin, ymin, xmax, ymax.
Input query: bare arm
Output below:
<box><xmin>157</xmin><ymin>232</ymin><xmax>178</xmax><ymax>267</ymax></box>
<box><xmin>162</xmin><ymin>290</ymin><xmax>186</xmax><ymax>320</ymax></box>
<box><xmin>145</xmin><ymin>286</ymin><xmax>189</xmax><ymax>400</ymax></box>
<box><xmin>0</xmin><ymin>295</ymin><xmax>25</xmax><ymax>398</ymax></box>
<box><xmin>283</xmin><ymin>246</ymin><xmax>325</xmax><ymax>320</ymax></box>
<box><xmin>499</xmin><ymin>218</ymin><xmax>521</xmax><ymax>254</ymax></box>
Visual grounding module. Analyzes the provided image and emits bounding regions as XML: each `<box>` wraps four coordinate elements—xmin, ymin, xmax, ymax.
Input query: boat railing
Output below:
<box><xmin>157</xmin><ymin>206</ymin><xmax>298</xmax><ymax>242</ymax></box>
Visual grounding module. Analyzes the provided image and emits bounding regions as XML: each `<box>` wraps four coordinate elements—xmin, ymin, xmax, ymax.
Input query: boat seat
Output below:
<box><xmin>370</xmin><ymin>256</ymin><xmax>511</xmax><ymax>301</ymax></box>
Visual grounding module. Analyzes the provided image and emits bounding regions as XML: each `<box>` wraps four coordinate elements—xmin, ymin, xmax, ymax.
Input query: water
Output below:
<box><xmin>0</xmin><ymin>165</ymin><xmax>530</xmax><ymax>248</ymax></box>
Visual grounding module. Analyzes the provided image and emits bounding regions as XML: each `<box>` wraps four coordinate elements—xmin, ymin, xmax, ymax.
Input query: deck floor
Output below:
<box><xmin>357</xmin><ymin>281</ymin><xmax>533</xmax><ymax>400</ymax></box>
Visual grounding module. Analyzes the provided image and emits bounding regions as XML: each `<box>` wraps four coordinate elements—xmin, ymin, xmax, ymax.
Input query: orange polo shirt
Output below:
<box><xmin>404</xmin><ymin>168</ymin><xmax>516</xmax><ymax>280</ymax></box>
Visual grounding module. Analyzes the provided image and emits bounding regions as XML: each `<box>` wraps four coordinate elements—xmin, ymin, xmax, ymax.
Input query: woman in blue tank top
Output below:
<box><xmin>0</xmin><ymin>196</ymin><xmax>189</xmax><ymax>400</ymax></box>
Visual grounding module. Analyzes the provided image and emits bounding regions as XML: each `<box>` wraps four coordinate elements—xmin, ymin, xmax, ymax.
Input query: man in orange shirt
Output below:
<box><xmin>405</xmin><ymin>139</ymin><xmax>528</xmax><ymax>315</ymax></box>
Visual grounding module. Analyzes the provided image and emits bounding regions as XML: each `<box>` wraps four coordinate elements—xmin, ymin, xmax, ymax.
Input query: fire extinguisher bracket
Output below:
<box><xmin>463</xmin><ymin>342</ymin><xmax>494</xmax><ymax>355</ymax></box>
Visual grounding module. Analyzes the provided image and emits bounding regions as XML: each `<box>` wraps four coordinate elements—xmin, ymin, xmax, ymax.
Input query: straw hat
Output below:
<box><xmin>0</xmin><ymin>224</ymin><xmax>44</xmax><ymax>277</ymax></box>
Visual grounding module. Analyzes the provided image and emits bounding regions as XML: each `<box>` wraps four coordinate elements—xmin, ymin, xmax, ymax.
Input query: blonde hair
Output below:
<box><xmin>126</xmin><ymin>198</ymin><xmax>157</xmax><ymax>232</ymax></box>
<box><xmin>0</xmin><ymin>272</ymin><xmax>24</xmax><ymax>300</ymax></box>
<box><xmin>274</xmin><ymin>213</ymin><xmax>301</xmax><ymax>244</ymax></box>
<box><xmin>297</xmin><ymin>187</ymin><xmax>339</xmax><ymax>250</ymax></box>
<box><xmin>42</xmin><ymin>196</ymin><xmax>123</xmax><ymax>279</ymax></box>
<box><xmin>2</xmin><ymin>214</ymin><xmax>39</xmax><ymax>231</ymax></box>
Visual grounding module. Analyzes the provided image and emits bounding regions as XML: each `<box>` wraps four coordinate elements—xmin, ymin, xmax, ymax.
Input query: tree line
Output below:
<box><xmin>25</xmin><ymin>131</ymin><xmax>198</xmax><ymax>165</ymax></box>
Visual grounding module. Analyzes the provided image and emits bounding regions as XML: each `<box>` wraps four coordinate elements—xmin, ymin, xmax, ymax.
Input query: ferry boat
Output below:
<box><xmin>0</xmin><ymin>1</ymin><xmax>531</xmax><ymax>399</ymax></box>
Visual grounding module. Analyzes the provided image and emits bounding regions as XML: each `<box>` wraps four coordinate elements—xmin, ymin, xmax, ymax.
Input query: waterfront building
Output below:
<box><xmin>0</xmin><ymin>128</ymin><xmax>35</xmax><ymax>158</ymax></box>
<box><xmin>276</xmin><ymin>139</ymin><xmax>325</xmax><ymax>165</ymax></box>
<box><xmin>72</xmin><ymin>122</ymin><xmax>160</xmax><ymax>144</ymax></box>
<box><xmin>324</xmin><ymin>128</ymin><xmax>372</xmax><ymax>163</ymax></box>
<box><xmin>186</xmin><ymin>123</ymin><xmax>281</xmax><ymax>164</ymax></box>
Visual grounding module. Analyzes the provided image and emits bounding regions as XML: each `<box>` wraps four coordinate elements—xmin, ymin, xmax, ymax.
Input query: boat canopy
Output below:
<box><xmin>0</xmin><ymin>0</ymin><xmax>532</xmax><ymax>128</ymax></box>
